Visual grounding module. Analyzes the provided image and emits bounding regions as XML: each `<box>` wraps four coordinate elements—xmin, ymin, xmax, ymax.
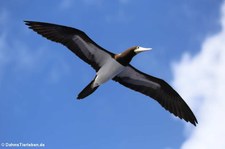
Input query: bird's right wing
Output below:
<box><xmin>113</xmin><ymin>65</ymin><xmax>198</xmax><ymax>126</ymax></box>
<box><xmin>25</xmin><ymin>21</ymin><xmax>114</xmax><ymax>71</ymax></box>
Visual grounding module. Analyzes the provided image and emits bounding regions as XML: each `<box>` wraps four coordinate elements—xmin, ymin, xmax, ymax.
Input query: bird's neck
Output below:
<box><xmin>114</xmin><ymin>51</ymin><xmax>136</xmax><ymax>66</ymax></box>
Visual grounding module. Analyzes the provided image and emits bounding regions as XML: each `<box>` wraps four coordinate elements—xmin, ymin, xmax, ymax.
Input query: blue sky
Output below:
<box><xmin>0</xmin><ymin>0</ymin><xmax>224</xmax><ymax>149</ymax></box>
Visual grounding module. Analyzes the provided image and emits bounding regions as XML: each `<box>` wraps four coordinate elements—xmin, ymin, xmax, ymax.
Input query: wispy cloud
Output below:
<box><xmin>83</xmin><ymin>0</ymin><xmax>104</xmax><ymax>6</ymax></box>
<box><xmin>105</xmin><ymin>9</ymin><xmax>132</xmax><ymax>24</ymax></box>
<box><xmin>59</xmin><ymin>0</ymin><xmax>74</xmax><ymax>10</ymax></box>
<box><xmin>0</xmin><ymin>10</ymin><xmax>39</xmax><ymax>72</ymax></box>
<box><xmin>0</xmin><ymin>32</ymin><xmax>44</xmax><ymax>87</ymax></box>
<box><xmin>0</xmin><ymin>34</ymin><xmax>9</xmax><ymax>84</ymax></box>
<box><xmin>0</xmin><ymin>9</ymin><xmax>70</xmax><ymax>87</ymax></box>
<box><xmin>0</xmin><ymin>9</ymin><xmax>9</xmax><ymax>27</ymax></box>
<box><xmin>0</xmin><ymin>9</ymin><xmax>10</xmax><ymax>84</ymax></box>
<box><xmin>104</xmin><ymin>0</ymin><xmax>132</xmax><ymax>24</ymax></box>
<box><xmin>118</xmin><ymin>0</ymin><xmax>130</xmax><ymax>5</ymax></box>
<box><xmin>172</xmin><ymin>2</ymin><xmax>225</xmax><ymax>149</ymax></box>
<box><xmin>58</xmin><ymin>0</ymin><xmax>105</xmax><ymax>11</ymax></box>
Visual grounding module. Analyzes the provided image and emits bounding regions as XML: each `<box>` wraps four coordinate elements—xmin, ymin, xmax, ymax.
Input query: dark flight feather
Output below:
<box><xmin>114</xmin><ymin>65</ymin><xmax>198</xmax><ymax>125</ymax></box>
<box><xmin>24</xmin><ymin>21</ymin><xmax>114</xmax><ymax>71</ymax></box>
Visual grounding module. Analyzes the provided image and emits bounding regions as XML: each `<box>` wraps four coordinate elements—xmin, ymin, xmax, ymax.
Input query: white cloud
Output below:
<box><xmin>172</xmin><ymin>2</ymin><xmax>225</xmax><ymax>149</ymax></box>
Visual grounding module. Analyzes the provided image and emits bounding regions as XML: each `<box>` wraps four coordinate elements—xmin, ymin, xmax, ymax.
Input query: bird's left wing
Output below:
<box><xmin>113</xmin><ymin>65</ymin><xmax>198</xmax><ymax>126</ymax></box>
<box><xmin>24</xmin><ymin>21</ymin><xmax>114</xmax><ymax>71</ymax></box>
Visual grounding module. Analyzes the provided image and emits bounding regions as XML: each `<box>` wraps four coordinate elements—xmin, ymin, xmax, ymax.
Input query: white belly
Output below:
<box><xmin>93</xmin><ymin>58</ymin><xmax>125</xmax><ymax>87</ymax></box>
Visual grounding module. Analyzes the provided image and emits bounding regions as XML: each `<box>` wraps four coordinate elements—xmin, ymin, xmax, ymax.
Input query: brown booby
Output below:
<box><xmin>24</xmin><ymin>21</ymin><xmax>198</xmax><ymax>126</ymax></box>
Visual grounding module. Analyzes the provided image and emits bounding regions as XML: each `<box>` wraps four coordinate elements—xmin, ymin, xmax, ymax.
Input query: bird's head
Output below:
<box><xmin>115</xmin><ymin>46</ymin><xmax>152</xmax><ymax>66</ymax></box>
<box><xmin>133</xmin><ymin>46</ymin><xmax>152</xmax><ymax>54</ymax></box>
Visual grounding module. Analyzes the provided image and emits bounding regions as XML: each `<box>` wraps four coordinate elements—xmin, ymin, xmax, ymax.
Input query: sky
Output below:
<box><xmin>0</xmin><ymin>0</ymin><xmax>224</xmax><ymax>149</ymax></box>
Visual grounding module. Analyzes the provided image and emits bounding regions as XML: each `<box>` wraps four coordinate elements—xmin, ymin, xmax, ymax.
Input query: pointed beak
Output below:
<box><xmin>134</xmin><ymin>47</ymin><xmax>152</xmax><ymax>53</ymax></box>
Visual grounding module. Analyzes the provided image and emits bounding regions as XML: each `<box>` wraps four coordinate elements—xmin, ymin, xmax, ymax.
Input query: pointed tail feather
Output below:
<box><xmin>77</xmin><ymin>79</ymin><xmax>99</xmax><ymax>99</ymax></box>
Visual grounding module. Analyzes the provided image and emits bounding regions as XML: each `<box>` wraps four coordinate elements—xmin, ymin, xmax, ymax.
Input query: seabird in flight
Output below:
<box><xmin>24</xmin><ymin>21</ymin><xmax>198</xmax><ymax>126</ymax></box>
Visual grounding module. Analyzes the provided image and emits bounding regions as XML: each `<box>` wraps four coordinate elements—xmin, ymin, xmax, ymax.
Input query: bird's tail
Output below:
<box><xmin>77</xmin><ymin>77</ymin><xmax>99</xmax><ymax>99</ymax></box>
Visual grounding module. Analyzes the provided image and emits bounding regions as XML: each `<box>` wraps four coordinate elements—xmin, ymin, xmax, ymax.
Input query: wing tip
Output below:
<box><xmin>24</xmin><ymin>20</ymin><xmax>30</xmax><ymax>26</ymax></box>
<box><xmin>190</xmin><ymin>117</ymin><xmax>198</xmax><ymax>126</ymax></box>
<box><xmin>186</xmin><ymin>107</ymin><xmax>198</xmax><ymax>126</ymax></box>
<box><xmin>24</xmin><ymin>20</ymin><xmax>34</xmax><ymax>26</ymax></box>
<box><xmin>24</xmin><ymin>20</ymin><xmax>51</xmax><ymax>28</ymax></box>
<box><xmin>24</xmin><ymin>20</ymin><xmax>38</xmax><ymax>29</ymax></box>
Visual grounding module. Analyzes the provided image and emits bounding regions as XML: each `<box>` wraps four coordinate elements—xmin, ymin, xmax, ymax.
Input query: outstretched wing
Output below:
<box><xmin>25</xmin><ymin>21</ymin><xmax>114</xmax><ymax>71</ymax></box>
<box><xmin>113</xmin><ymin>65</ymin><xmax>198</xmax><ymax>126</ymax></box>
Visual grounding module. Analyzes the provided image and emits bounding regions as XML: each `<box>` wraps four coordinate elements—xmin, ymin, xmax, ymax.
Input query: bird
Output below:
<box><xmin>24</xmin><ymin>20</ymin><xmax>198</xmax><ymax>126</ymax></box>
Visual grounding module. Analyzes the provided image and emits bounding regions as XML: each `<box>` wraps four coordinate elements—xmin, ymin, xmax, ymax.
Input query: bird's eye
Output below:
<box><xmin>137</xmin><ymin>46</ymin><xmax>140</xmax><ymax>49</ymax></box>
